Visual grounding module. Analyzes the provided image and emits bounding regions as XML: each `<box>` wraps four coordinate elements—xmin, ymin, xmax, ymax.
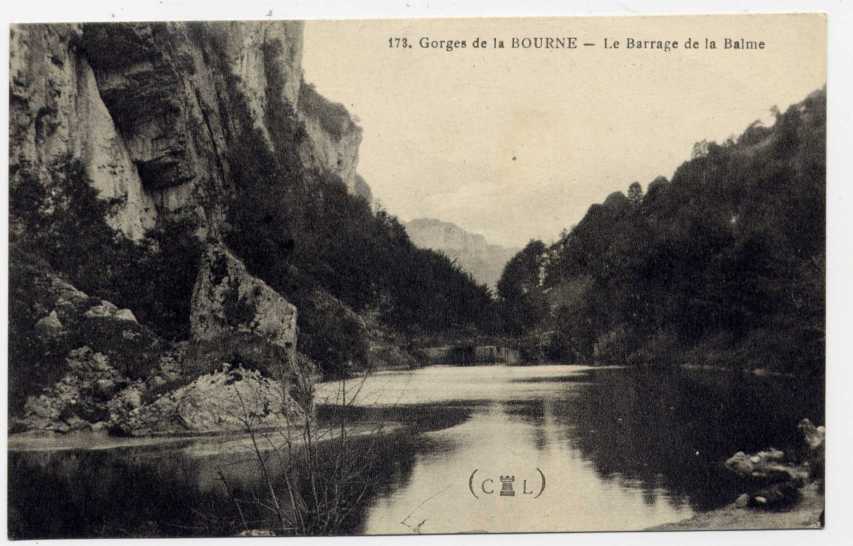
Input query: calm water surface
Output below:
<box><xmin>9</xmin><ymin>365</ymin><xmax>823</xmax><ymax>537</ymax></box>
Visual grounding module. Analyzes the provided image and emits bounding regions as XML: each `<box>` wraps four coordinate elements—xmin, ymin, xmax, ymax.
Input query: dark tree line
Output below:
<box><xmin>226</xmin><ymin>115</ymin><xmax>495</xmax><ymax>323</ymax></box>
<box><xmin>496</xmin><ymin>89</ymin><xmax>825</xmax><ymax>375</ymax></box>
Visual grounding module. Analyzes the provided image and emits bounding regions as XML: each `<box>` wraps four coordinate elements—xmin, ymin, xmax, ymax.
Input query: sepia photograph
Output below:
<box><xmin>3</xmin><ymin>5</ymin><xmax>835</xmax><ymax>540</ymax></box>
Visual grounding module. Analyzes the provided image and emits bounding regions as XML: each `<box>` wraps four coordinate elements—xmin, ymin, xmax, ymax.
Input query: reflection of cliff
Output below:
<box><xmin>404</xmin><ymin>218</ymin><xmax>518</xmax><ymax>288</ymax></box>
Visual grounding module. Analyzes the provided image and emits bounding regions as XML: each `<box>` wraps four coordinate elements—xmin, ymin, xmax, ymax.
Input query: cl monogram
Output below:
<box><xmin>468</xmin><ymin>468</ymin><xmax>546</xmax><ymax>499</ymax></box>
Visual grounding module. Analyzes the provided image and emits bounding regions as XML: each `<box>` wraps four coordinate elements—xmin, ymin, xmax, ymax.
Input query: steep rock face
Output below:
<box><xmin>190</xmin><ymin>244</ymin><xmax>297</xmax><ymax>353</ymax></box>
<box><xmin>10</xmin><ymin>24</ymin><xmax>157</xmax><ymax>239</ymax></box>
<box><xmin>10</xmin><ymin>21</ymin><xmax>369</xmax><ymax>243</ymax></box>
<box><xmin>9</xmin><ymin>21</ymin><xmax>371</xmax><ymax>434</ymax></box>
<box><xmin>80</xmin><ymin>24</ymin><xmax>198</xmax><ymax>191</ymax></box>
<box><xmin>298</xmin><ymin>82</ymin><xmax>365</xmax><ymax>197</ymax></box>
<box><xmin>405</xmin><ymin>218</ymin><xmax>518</xmax><ymax>288</ymax></box>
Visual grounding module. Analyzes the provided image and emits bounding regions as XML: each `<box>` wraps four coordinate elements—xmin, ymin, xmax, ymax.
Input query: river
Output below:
<box><xmin>8</xmin><ymin>364</ymin><xmax>823</xmax><ymax>538</ymax></box>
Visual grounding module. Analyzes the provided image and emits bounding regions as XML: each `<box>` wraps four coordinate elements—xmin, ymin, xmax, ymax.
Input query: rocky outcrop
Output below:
<box><xmin>184</xmin><ymin>243</ymin><xmax>313</xmax><ymax>425</ymax></box>
<box><xmin>9</xmin><ymin>20</ymin><xmax>375</xmax><ymax>436</ymax></box>
<box><xmin>404</xmin><ymin>218</ymin><xmax>518</xmax><ymax>288</ymax></box>
<box><xmin>10</xmin><ymin>21</ymin><xmax>370</xmax><ymax>243</ymax></box>
<box><xmin>298</xmin><ymin>82</ymin><xmax>365</xmax><ymax>197</ymax></box>
<box><xmin>20</xmin><ymin>347</ymin><xmax>128</xmax><ymax>433</ymax></box>
<box><xmin>11</xmin><ymin>252</ymin><xmax>311</xmax><ymax>435</ymax></box>
<box><xmin>9</xmin><ymin>257</ymin><xmax>165</xmax><ymax>433</ymax></box>
<box><xmin>723</xmin><ymin>420</ymin><xmax>825</xmax><ymax>512</ymax></box>
<box><xmin>191</xmin><ymin>244</ymin><xmax>297</xmax><ymax>353</ymax></box>
<box><xmin>654</xmin><ymin>420</ymin><xmax>826</xmax><ymax>531</ymax></box>
<box><xmin>109</xmin><ymin>366</ymin><xmax>308</xmax><ymax>436</ymax></box>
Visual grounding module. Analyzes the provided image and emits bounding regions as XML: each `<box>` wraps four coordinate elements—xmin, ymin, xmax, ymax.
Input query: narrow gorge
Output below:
<box><xmin>6</xmin><ymin>15</ymin><xmax>827</xmax><ymax>539</ymax></box>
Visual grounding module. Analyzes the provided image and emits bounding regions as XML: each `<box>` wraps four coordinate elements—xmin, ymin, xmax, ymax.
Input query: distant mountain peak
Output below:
<box><xmin>404</xmin><ymin>218</ymin><xmax>518</xmax><ymax>288</ymax></box>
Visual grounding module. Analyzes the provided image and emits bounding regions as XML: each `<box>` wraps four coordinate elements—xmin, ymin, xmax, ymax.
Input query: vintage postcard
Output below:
<box><xmin>6</xmin><ymin>12</ymin><xmax>826</xmax><ymax>538</ymax></box>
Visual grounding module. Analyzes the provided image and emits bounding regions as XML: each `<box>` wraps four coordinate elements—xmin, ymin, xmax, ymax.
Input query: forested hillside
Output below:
<box><xmin>497</xmin><ymin>88</ymin><xmax>825</xmax><ymax>375</ymax></box>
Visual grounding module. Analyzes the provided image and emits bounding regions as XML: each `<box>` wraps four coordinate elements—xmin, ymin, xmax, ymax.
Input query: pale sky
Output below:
<box><xmin>302</xmin><ymin>15</ymin><xmax>825</xmax><ymax>247</ymax></box>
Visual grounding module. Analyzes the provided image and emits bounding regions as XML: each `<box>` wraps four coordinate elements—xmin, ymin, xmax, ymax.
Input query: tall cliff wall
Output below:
<box><xmin>10</xmin><ymin>21</ymin><xmax>368</xmax><ymax>242</ymax></box>
<box><xmin>8</xmin><ymin>21</ymin><xmax>370</xmax><ymax>434</ymax></box>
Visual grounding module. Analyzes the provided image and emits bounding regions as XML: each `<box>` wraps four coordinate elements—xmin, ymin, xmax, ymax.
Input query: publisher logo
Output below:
<box><xmin>468</xmin><ymin>468</ymin><xmax>546</xmax><ymax>499</ymax></box>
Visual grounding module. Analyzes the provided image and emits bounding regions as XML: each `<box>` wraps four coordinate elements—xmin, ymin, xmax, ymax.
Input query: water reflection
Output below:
<box><xmin>9</xmin><ymin>365</ymin><xmax>823</xmax><ymax>537</ymax></box>
<box><xmin>336</xmin><ymin>365</ymin><xmax>822</xmax><ymax>533</ymax></box>
<box><xmin>554</xmin><ymin>367</ymin><xmax>823</xmax><ymax>511</ymax></box>
<box><xmin>358</xmin><ymin>390</ymin><xmax>695</xmax><ymax>533</ymax></box>
<box><xmin>9</xmin><ymin>430</ymin><xmax>422</xmax><ymax>538</ymax></box>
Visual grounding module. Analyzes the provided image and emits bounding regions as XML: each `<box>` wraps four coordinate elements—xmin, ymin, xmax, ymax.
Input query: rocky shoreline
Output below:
<box><xmin>650</xmin><ymin>482</ymin><xmax>823</xmax><ymax>531</ymax></box>
<box><xmin>651</xmin><ymin>418</ymin><xmax>825</xmax><ymax>531</ymax></box>
<box><xmin>10</xmin><ymin>244</ymin><xmax>313</xmax><ymax>437</ymax></box>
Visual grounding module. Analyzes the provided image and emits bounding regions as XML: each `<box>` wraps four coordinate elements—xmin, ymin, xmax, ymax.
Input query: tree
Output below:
<box><xmin>627</xmin><ymin>181</ymin><xmax>643</xmax><ymax>206</ymax></box>
<box><xmin>497</xmin><ymin>240</ymin><xmax>549</xmax><ymax>335</ymax></box>
<box><xmin>507</xmin><ymin>88</ymin><xmax>825</xmax><ymax>373</ymax></box>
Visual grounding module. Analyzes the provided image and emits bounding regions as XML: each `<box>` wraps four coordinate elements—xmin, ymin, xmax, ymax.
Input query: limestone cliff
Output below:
<box><xmin>10</xmin><ymin>21</ymin><xmax>370</xmax><ymax>242</ymax></box>
<box><xmin>10</xmin><ymin>24</ymin><xmax>157</xmax><ymax>239</ymax></box>
<box><xmin>8</xmin><ymin>21</ymin><xmax>370</xmax><ymax>434</ymax></box>
<box><xmin>298</xmin><ymin>82</ymin><xmax>368</xmax><ymax>200</ymax></box>
<box><xmin>191</xmin><ymin>244</ymin><xmax>298</xmax><ymax>353</ymax></box>
<box><xmin>404</xmin><ymin>218</ymin><xmax>518</xmax><ymax>289</ymax></box>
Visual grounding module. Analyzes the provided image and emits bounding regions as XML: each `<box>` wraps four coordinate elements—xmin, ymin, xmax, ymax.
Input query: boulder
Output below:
<box><xmin>109</xmin><ymin>366</ymin><xmax>307</xmax><ymax>436</ymax></box>
<box><xmin>186</xmin><ymin>244</ymin><xmax>313</xmax><ymax>420</ymax></box>
<box><xmin>113</xmin><ymin>308</ymin><xmax>138</xmax><ymax>322</ymax></box>
<box><xmin>84</xmin><ymin>300</ymin><xmax>119</xmax><ymax>319</ymax></box>
<box><xmin>94</xmin><ymin>378</ymin><xmax>118</xmax><ymax>399</ymax></box>
<box><xmin>34</xmin><ymin>310</ymin><xmax>64</xmax><ymax>338</ymax></box>
<box><xmin>16</xmin><ymin>347</ymin><xmax>127</xmax><ymax>432</ymax></box>
<box><xmin>110</xmin><ymin>383</ymin><xmax>144</xmax><ymax>412</ymax></box>
<box><xmin>82</xmin><ymin>301</ymin><xmax>137</xmax><ymax>323</ymax></box>
<box><xmin>191</xmin><ymin>244</ymin><xmax>297</xmax><ymax>354</ymax></box>
<box><xmin>722</xmin><ymin>421</ymin><xmax>827</xmax><ymax>514</ymax></box>
<box><xmin>239</xmin><ymin>529</ymin><xmax>276</xmax><ymax>537</ymax></box>
<box><xmin>724</xmin><ymin>448</ymin><xmax>800</xmax><ymax>484</ymax></box>
<box><xmin>748</xmin><ymin>482</ymin><xmax>801</xmax><ymax>509</ymax></box>
<box><xmin>50</xmin><ymin>276</ymin><xmax>89</xmax><ymax>310</ymax></box>
<box><xmin>798</xmin><ymin>418</ymin><xmax>825</xmax><ymax>451</ymax></box>
<box><xmin>91</xmin><ymin>421</ymin><xmax>109</xmax><ymax>433</ymax></box>
<box><xmin>75</xmin><ymin>313</ymin><xmax>162</xmax><ymax>380</ymax></box>
<box><xmin>798</xmin><ymin>418</ymin><xmax>825</xmax><ymax>479</ymax></box>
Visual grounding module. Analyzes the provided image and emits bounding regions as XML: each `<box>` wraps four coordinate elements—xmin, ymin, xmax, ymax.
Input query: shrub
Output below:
<box><xmin>295</xmin><ymin>290</ymin><xmax>369</xmax><ymax>378</ymax></box>
<box><xmin>7</xmin><ymin>247</ymin><xmax>70</xmax><ymax>413</ymax></box>
<box><xmin>9</xmin><ymin>156</ymin><xmax>202</xmax><ymax>340</ymax></box>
